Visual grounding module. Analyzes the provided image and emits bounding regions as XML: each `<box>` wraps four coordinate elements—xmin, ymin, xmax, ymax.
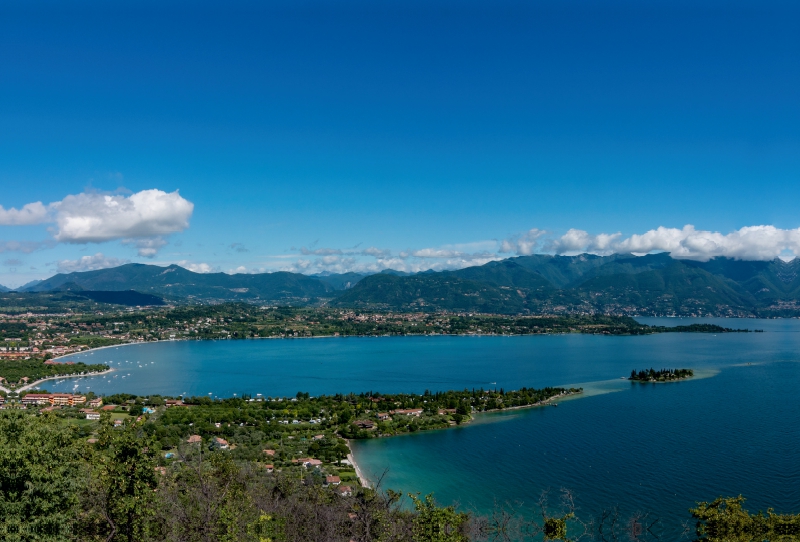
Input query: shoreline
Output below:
<box><xmin>629</xmin><ymin>378</ymin><xmax>693</xmax><ymax>384</ymax></box>
<box><xmin>344</xmin><ymin>389</ymin><xmax>584</xmax><ymax>490</ymax></box>
<box><xmin>345</xmin><ymin>440</ymin><xmax>372</xmax><ymax>488</ymax></box>
<box><xmin>36</xmin><ymin>317</ymin><xmax>766</xmax><ymax>367</ymax></box>
<box><xmin>14</xmin><ymin>368</ymin><xmax>116</xmax><ymax>393</ymax></box>
<box><xmin>50</xmin><ymin>341</ymin><xmax>143</xmax><ymax>361</ymax></box>
<box><xmin>345</xmin><ymin>389</ymin><xmax>583</xmax><ymax>444</ymax></box>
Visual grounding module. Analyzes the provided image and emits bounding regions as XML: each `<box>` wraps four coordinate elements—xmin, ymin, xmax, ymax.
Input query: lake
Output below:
<box><xmin>48</xmin><ymin>317</ymin><xmax>800</xmax><ymax>535</ymax></box>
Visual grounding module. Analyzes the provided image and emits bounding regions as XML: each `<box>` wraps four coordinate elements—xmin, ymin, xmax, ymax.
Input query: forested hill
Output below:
<box><xmin>8</xmin><ymin>254</ymin><xmax>800</xmax><ymax>315</ymax></box>
<box><xmin>20</xmin><ymin>263</ymin><xmax>336</xmax><ymax>304</ymax></box>
<box><xmin>331</xmin><ymin>254</ymin><xmax>800</xmax><ymax>316</ymax></box>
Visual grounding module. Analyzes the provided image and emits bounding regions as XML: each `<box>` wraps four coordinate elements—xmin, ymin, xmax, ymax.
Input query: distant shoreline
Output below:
<box><xmin>52</xmin><ymin>321</ymin><xmax>756</xmax><ymax>363</ymax></box>
<box><xmin>50</xmin><ymin>341</ymin><xmax>143</xmax><ymax>361</ymax></box>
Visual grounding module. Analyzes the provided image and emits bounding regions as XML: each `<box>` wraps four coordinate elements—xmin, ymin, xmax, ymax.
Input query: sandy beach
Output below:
<box><xmin>346</xmin><ymin>441</ymin><xmax>372</xmax><ymax>488</ymax></box>
<box><xmin>15</xmin><ymin>368</ymin><xmax>116</xmax><ymax>393</ymax></box>
<box><xmin>50</xmin><ymin>341</ymin><xmax>143</xmax><ymax>361</ymax></box>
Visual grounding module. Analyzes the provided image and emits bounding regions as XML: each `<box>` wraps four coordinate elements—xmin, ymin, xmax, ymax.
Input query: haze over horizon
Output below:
<box><xmin>2</xmin><ymin>0</ymin><xmax>799</xmax><ymax>288</ymax></box>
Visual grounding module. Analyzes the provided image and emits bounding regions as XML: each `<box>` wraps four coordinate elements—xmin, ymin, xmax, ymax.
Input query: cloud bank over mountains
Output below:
<box><xmin>56</xmin><ymin>253</ymin><xmax>131</xmax><ymax>273</ymax></box>
<box><xmin>544</xmin><ymin>225</ymin><xmax>800</xmax><ymax>261</ymax></box>
<box><xmin>0</xmin><ymin>189</ymin><xmax>193</xmax><ymax>257</ymax></box>
<box><xmin>271</xmin><ymin>225</ymin><xmax>800</xmax><ymax>276</ymax></box>
<box><xmin>3</xmin><ymin>189</ymin><xmax>799</xmax><ymax>278</ymax></box>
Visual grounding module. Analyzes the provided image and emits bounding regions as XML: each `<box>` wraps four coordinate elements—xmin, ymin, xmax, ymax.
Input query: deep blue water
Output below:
<box><xmin>46</xmin><ymin>317</ymin><xmax>800</xmax><ymax>535</ymax></box>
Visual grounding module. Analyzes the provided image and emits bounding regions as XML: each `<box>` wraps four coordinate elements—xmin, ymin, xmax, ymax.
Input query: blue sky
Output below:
<box><xmin>1</xmin><ymin>0</ymin><xmax>799</xmax><ymax>287</ymax></box>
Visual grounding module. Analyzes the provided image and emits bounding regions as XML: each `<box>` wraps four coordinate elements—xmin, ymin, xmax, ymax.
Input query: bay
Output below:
<box><xmin>45</xmin><ymin>317</ymin><xmax>800</xmax><ymax>535</ymax></box>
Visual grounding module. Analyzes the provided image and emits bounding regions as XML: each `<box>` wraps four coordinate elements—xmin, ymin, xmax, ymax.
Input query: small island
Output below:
<box><xmin>629</xmin><ymin>368</ymin><xmax>694</xmax><ymax>382</ymax></box>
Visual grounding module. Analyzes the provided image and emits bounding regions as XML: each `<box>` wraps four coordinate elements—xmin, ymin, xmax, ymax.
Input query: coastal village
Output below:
<box><xmin>0</xmin><ymin>304</ymin><xmax>708</xmax><ymax>365</ymax></box>
<box><xmin>2</xmin><ymin>379</ymin><xmax>578</xmax><ymax>491</ymax></box>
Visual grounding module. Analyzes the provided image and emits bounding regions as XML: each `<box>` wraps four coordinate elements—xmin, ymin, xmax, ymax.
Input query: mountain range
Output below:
<box><xmin>334</xmin><ymin>254</ymin><xmax>800</xmax><ymax>316</ymax></box>
<box><xmin>10</xmin><ymin>253</ymin><xmax>800</xmax><ymax>316</ymax></box>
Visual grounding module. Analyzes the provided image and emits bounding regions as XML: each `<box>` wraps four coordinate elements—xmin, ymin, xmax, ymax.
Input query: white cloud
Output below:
<box><xmin>547</xmin><ymin>229</ymin><xmax>623</xmax><ymax>255</ymax></box>
<box><xmin>499</xmin><ymin>228</ymin><xmax>547</xmax><ymax>255</ymax></box>
<box><xmin>122</xmin><ymin>237</ymin><xmax>168</xmax><ymax>258</ymax></box>
<box><xmin>51</xmin><ymin>189</ymin><xmax>193</xmax><ymax>244</ymax></box>
<box><xmin>0</xmin><ymin>202</ymin><xmax>49</xmax><ymax>225</ymax></box>
<box><xmin>56</xmin><ymin>253</ymin><xmax>131</xmax><ymax>273</ymax></box>
<box><xmin>277</xmin><ymin>224</ymin><xmax>800</xmax><ymax>276</ymax></box>
<box><xmin>411</xmin><ymin>248</ymin><xmax>495</xmax><ymax>261</ymax></box>
<box><xmin>175</xmin><ymin>260</ymin><xmax>216</xmax><ymax>273</ymax></box>
<box><xmin>548</xmin><ymin>225</ymin><xmax>800</xmax><ymax>261</ymax></box>
<box><xmin>1</xmin><ymin>189</ymin><xmax>194</xmax><ymax>257</ymax></box>
<box><xmin>282</xmin><ymin>249</ymin><xmax>500</xmax><ymax>275</ymax></box>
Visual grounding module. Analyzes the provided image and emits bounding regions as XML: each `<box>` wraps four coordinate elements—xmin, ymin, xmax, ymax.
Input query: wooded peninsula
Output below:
<box><xmin>629</xmin><ymin>368</ymin><xmax>694</xmax><ymax>382</ymax></box>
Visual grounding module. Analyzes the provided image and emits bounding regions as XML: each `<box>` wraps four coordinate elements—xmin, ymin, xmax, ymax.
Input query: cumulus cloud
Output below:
<box><xmin>0</xmin><ymin>189</ymin><xmax>193</xmax><ymax>257</ymax></box>
<box><xmin>175</xmin><ymin>260</ymin><xmax>217</xmax><ymax>273</ymax></box>
<box><xmin>282</xmin><ymin>248</ymin><xmax>500</xmax><ymax>275</ymax></box>
<box><xmin>547</xmin><ymin>229</ymin><xmax>623</xmax><ymax>254</ymax></box>
<box><xmin>56</xmin><ymin>253</ymin><xmax>131</xmax><ymax>273</ymax></box>
<box><xmin>0</xmin><ymin>202</ymin><xmax>49</xmax><ymax>225</ymax></box>
<box><xmin>51</xmin><ymin>189</ymin><xmax>193</xmax><ymax>244</ymax></box>
<box><xmin>547</xmin><ymin>225</ymin><xmax>800</xmax><ymax>261</ymax></box>
<box><xmin>278</xmin><ymin>224</ymin><xmax>800</xmax><ymax>276</ymax></box>
<box><xmin>122</xmin><ymin>237</ymin><xmax>168</xmax><ymax>258</ymax></box>
<box><xmin>499</xmin><ymin>228</ymin><xmax>547</xmax><ymax>255</ymax></box>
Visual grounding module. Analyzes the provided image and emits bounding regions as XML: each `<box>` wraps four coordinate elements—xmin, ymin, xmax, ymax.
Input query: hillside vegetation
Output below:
<box><xmin>334</xmin><ymin>254</ymin><xmax>800</xmax><ymax>316</ymax></box>
<box><xmin>1</xmin><ymin>410</ymin><xmax>796</xmax><ymax>541</ymax></box>
<box><xmin>6</xmin><ymin>253</ymin><xmax>800</xmax><ymax>315</ymax></box>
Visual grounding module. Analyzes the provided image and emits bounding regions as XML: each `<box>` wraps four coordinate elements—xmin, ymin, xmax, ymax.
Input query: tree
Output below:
<box><xmin>691</xmin><ymin>495</ymin><xmax>800</xmax><ymax>542</ymax></box>
<box><xmin>0</xmin><ymin>412</ymin><xmax>84</xmax><ymax>541</ymax></box>
<box><xmin>156</xmin><ymin>450</ymin><xmax>255</xmax><ymax>542</ymax></box>
<box><xmin>409</xmin><ymin>493</ymin><xmax>469</xmax><ymax>542</ymax></box>
<box><xmin>82</xmin><ymin>417</ymin><xmax>159</xmax><ymax>542</ymax></box>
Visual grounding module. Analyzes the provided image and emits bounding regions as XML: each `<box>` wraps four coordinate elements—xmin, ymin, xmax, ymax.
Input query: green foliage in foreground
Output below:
<box><xmin>691</xmin><ymin>496</ymin><xmax>800</xmax><ymax>542</ymax></box>
<box><xmin>0</xmin><ymin>411</ymin><xmax>798</xmax><ymax>541</ymax></box>
<box><xmin>410</xmin><ymin>494</ymin><xmax>468</xmax><ymax>542</ymax></box>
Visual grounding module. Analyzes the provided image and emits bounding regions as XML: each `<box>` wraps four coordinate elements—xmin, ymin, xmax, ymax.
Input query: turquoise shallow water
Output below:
<box><xmin>47</xmin><ymin>317</ymin><xmax>800</xmax><ymax>534</ymax></box>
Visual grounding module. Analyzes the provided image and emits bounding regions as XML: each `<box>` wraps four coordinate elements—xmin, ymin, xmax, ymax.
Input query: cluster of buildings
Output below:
<box><xmin>0</xmin><ymin>344</ymin><xmax>89</xmax><ymax>360</ymax></box>
<box><xmin>20</xmin><ymin>393</ymin><xmax>103</xmax><ymax>408</ymax></box>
